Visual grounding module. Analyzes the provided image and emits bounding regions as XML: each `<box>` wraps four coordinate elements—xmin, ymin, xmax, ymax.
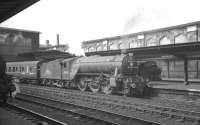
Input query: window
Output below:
<box><xmin>129</xmin><ymin>41</ymin><xmax>135</xmax><ymax>48</ymax></box>
<box><xmin>109</xmin><ymin>43</ymin><xmax>118</xmax><ymax>50</ymax></box>
<box><xmin>187</xmin><ymin>26</ymin><xmax>197</xmax><ymax>32</ymax></box>
<box><xmin>119</xmin><ymin>43</ymin><xmax>127</xmax><ymax>49</ymax></box>
<box><xmin>22</xmin><ymin>67</ymin><xmax>25</xmax><ymax>72</ymax></box>
<box><xmin>129</xmin><ymin>40</ymin><xmax>143</xmax><ymax>48</ymax></box>
<box><xmin>96</xmin><ymin>45</ymin><xmax>102</xmax><ymax>51</ymax></box>
<box><xmin>160</xmin><ymin>37</ymin><xmax>171</xmax><ymax>45</ymax></box>
<box><xmin>102</xmin><ymin>45</ymin><xmax>107</xmax><ymax>50</ymax></box>
<box><xmin>175</xmin><ymin>34</ymin><xmax>188</xmax><ymax>44</ymax></box>
<box><xmin>137</xmin><ymin>34</ymin><xmax>144</xmax><ymax>39</ymax></box>
<box><xmin>63</xmin><ymin>63</ymin><xmax>67</xmax><ymax>68</ymax></box>
<box><xmin>102</xmin><ymin>40</ymin><xmax>107</xmax><ymax>45</ymax></box>
<box><xmin>12</xmin><ymin>67</ymin><xmax>15</xmax><ymax>72</ymax></box>
<box><xmin>84</xmin><ymin>48</ymin><xmax>88</xmax><ymax>52</ymax></box>
<box><xmin>29</xmin><ymin>66</ymin><xmax>36</xmax><ymax>73</ymax></box>
<box><xmin>102</xmin><ymin>40</ymin><xmax>108</xmax><ymax>51</ymax></box>
<box><xmin>8</xmin><ymin>67</ymin><xmax>11</xmax><ymax>72</ymax></box>
<box><xmin>29</xmin><ymin>67</ymin><xmax>32</xmax><ymax>73</ymax></box>
<box><xmin>88</xmin><ymin>47</ymin><xmax>95</xmax><ymax>52</ymax></box>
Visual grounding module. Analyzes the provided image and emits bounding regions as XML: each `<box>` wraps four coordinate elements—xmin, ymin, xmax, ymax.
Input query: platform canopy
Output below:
<box><xmin>0</xmin><ymin>0</ymin><xmax>39</xmax><ymax>23</ymax></box>
<box><xmin>18</xmin><ymin>50</ymin><xmax>76</xmax><ymax>61</ymax></box>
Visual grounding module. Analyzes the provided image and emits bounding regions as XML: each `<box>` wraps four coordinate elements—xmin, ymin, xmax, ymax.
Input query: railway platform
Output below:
<box><xmin>151</xmin><ymin>81</ymin><xmax>200</xmax><ymax>92</ymax></box>
<box><xmin>0</xmin><ymin>105</ymin><xmax>35</xmax><ymax>125</ymax></box>
<box><xmin>150</xmin><ymin>81</ymin><xmax>200</xmax><ymax>101</ymax></box>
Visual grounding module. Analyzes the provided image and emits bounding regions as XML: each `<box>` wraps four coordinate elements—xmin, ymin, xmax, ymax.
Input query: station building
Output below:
<box><xmin>82</xmin><ymin>21</ymin><xmax>200</xmax><ymax>84</ymax></box>
<box><xmin>0</xmin><ymin>27</ymin><xmax>40</xmax><ymax>61</ymax></box>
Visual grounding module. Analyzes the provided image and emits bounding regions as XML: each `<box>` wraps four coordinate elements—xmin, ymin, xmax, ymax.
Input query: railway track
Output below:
<box><xmin>20</xmin><ymin>84</ymin><xmax>200</xmax><ymax>111</ymax></box>
<box><xmin>8</xmin><ymin>98</ymin><xmax>135</xmax><ymax>125</ymax></box>
<box><xmin>13</xmin><ymin>93</ymin><xmax>160</xmax><ymax>125</ymax></box>
<box><xmin>19</xmin><ymin>84</ymin><xmax>200</xmax><ymax>125</ymax></box>
<box><xmin>4</xmin><ymin>101</ymin><xmax>67</xmax><ymax>125</ymax></box>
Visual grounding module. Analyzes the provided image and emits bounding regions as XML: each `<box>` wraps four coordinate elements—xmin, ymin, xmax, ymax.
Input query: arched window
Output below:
<box><xmin>102</xmin><ymin>40</ymin><xmax>108</xmax><ymax>50</ymax></box>
<box><xmin>88</xmin><ymin>46</ymin><xmax>95</xmax><ymax>52</ymax></box>
<box><xmin>129</xmin><ymin>40</ymin><xmax>142</xmax><ymax>48</ymax></box>
<box><xmin>84</xmin><ymin>48</ymin><xmax>89</xmax><ymax>52</ymax></box>
<box><xmin>96</xmin><ymin>45</ymin><xmax>102</xmax><ymax>51</ymax></box>
<box><xmin>129</xmin><ymin>40</ymin><xmax>137</xmax><ymax>48</ymax></box>
<box><xmin>109</xmin><ymin>43</ymin><xmax>118</xmax><ymax>50</ymax></box>
<box><xmin>119</xmin><ymin>43</ymin><xmax>127</xmax><ymax>49</ymax></box>
<box><xmin>175</xmin><ymin>34</ymin><xmax>188</xmax><ymax>44</ymax></box>
<box><xmin>160</xmin><ymin>36</ymin><xmax>171</xmax><ymax>45</ymax></box>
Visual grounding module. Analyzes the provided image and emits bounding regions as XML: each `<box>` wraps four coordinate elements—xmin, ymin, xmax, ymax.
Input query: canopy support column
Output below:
<box><xmin>184</xmin><ymin>59</ymin><xmax>189</xmax><ymax>85</ymax></box>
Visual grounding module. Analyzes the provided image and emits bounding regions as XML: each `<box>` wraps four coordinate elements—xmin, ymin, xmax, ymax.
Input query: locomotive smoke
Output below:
<box><xmin>121</xmin><ymin>9</ymin><xmax>145</xmax><ymax>51</ymax></box>
<box><xmin>123</xmin><ymin>10</ymin><xmax>143</xmax><ymax>34</ymax></box>
<box><xmin>123</xmin><ymin>8</ymin><xmax>171</xmax><ymax>34</ymax></box>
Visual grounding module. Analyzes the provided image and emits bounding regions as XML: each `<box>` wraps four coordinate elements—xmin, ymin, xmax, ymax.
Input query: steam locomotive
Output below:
<box><xmin>6</xmin><ymin>53</ymin><xmax>161</xmax><ymax>96</ymax></box>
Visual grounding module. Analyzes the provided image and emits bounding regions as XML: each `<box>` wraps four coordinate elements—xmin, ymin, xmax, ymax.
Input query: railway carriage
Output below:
<box><xmin>6</xmin><ymin>61</ymin><xmax>39</xmax><ymax>84</ymax></box>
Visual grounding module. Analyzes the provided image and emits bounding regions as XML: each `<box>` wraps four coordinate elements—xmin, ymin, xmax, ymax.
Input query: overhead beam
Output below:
<box><xmin>0</xmin><ymin>0</ymin><xmax>40</xmax><ymax>23</ymax></box>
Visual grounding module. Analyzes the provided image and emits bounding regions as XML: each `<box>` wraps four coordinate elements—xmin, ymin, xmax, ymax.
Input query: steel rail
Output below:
<box><xmin>6</xmin><ymin>102</ymin><xmax>68</xmax><ymax>125</ymax></box>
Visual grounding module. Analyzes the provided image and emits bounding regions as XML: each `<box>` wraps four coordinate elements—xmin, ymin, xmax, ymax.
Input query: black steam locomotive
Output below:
<box><xmin>6</xmin><ymin>53</ymin><xmax>161</xmax><ymax>96</ymax></box>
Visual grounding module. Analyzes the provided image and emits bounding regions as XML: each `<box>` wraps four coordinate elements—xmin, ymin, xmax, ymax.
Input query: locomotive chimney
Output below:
<box><xmin>46</xmin><ymin>40</ymin><xmax>50</xmax><ymax>46</ymax></box>
<box><xmin>57</xmin><ymin>34</ymin><xmax>60</xmax><ymax>45</ymax></box>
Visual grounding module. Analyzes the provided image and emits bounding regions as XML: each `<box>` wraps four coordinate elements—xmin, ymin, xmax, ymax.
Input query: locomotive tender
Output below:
<box><xmin>6</xmin><ymin>54</ymin><xmax>161</xmax><ymax>96</ymax></box>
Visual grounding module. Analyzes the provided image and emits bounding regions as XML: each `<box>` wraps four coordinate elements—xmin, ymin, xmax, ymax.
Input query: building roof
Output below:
<box><xmin>0</xmin><ymin>0</ymin><xmax>40</xmax><ymax>23</ymax></box>
<box><xmin>18</xmin><ymin>50</ymin><xmax>76</xmax><ymax>60</ymax></box>
<box><xmin>82</xmin><ymin>21</ymin><xmax>200</xmax><ymax>44</ymax></box>
<box><xmin>3</xmin><ymin>55</ymin><xmax>36</xmax><ymax>62</ymax></box>
<box><xmin>0</xmin><ymin>26</ymin><xmax>40</xmax><ymax>34</ymax></box>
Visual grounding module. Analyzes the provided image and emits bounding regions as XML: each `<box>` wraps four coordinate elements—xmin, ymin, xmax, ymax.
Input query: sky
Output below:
<box><xmin>1</xmin><ymin>0</ymin><xmax>200</xmax><ymax>55</ymax></box>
